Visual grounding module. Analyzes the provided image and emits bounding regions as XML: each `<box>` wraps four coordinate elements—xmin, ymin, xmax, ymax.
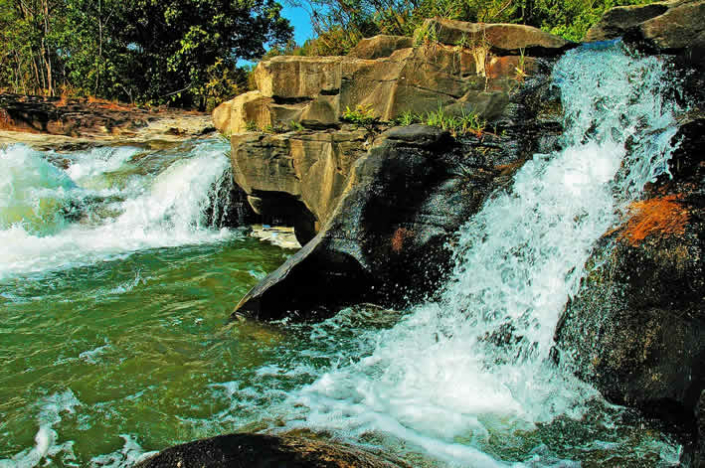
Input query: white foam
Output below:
<box><xmin>0</xmin><ymin>390</ymin><xmax>81</xmax><ymax>468</ymax></box>
<box><xmin>89</xmin><ymin>434</ymin><xmax>158</xmax><ymax>468</ymax></box>
<box><xmin>0</xmin><ymin>141</ymin><xmax>240</xmax><ymax>279</ymax></box>
<box><xmin>64</xmin><ymin>147</ymin><xmax>140</xmax><ymax>186</ymax></box>
<box><xmin>0</xmin><ymin>145</ymin><xmax>78</xmax><ymax>235</ymax></box>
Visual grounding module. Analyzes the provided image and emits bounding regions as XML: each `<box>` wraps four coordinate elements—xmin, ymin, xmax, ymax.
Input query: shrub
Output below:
<box><xmin>342</xmin><ymin>104</ymin><xmax>379</xmax><ymax>128</ymax></box>
<box><xmin>393</xmin><ymin>110</ymin><xmax>423</xmax><ymax>126</ymax></box>
<box><xmin>422</xmin><ymin>106</ymin><xmax>486</xmax><ymax>137</ymax></box>
<box><xmin>289</xmin><ymin>120</ymin><xmax>305</xmax><ymax>131</ymax></box>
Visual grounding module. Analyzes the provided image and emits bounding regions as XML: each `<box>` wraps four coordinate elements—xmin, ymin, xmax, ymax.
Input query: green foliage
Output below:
<box><xmin>263</xmin><ymin>123</ymin><xmax>289</xmax><ymax>133</ymax></box>
<box><xmin>341</xmin><ymin>103</ymin><xmax>381</xmax><ymax>138</ymax></box>
<box><xmin>455</xmin><ymin>32</ymin><xmax>471</xmax><ymax>49</ymax></box>
<box><xmin>393</xmin><ymin>110</ymin><xmax>422</xmax><ymax>126</ymax></box>
<box><xmin>245</xmin><ymin>120</ymin><xmax>259</xmax><ymax>131</ymax></box>
<box><xmin>413</xmin><ymin>21</ymin><xmax>437</xmax><ymax>46</ymax></box>
<box><xmin>515</xmin><ymin>47</ymin><xmax>528</xmax><ymax>84</ymax></box>
<box><xmin>395</xmin><ymin>105</ymin><xmax>485</xmax><ymax>137</ymax></box>
<box><xmin>289</xmin><ymin>120</ymin><xmax>305</xmax><ymax>131</ymax></box>
<box><xmin>0</xmin><ymin>0</ymin><xmax>292</xmax><ymax>108</ymax></box>
<box><xmin>456</xmin><ymin>111</ymin><xmax>486</xmax><ymax>136</ymax></box>
<box><xmin>342</xmin><ymin>104</ymin><xmax>378</xmax><ymax>127</ymax></box>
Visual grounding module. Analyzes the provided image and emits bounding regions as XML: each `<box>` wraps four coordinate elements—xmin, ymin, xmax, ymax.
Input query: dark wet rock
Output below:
<box><xmin>232</xmin><ymin>65</ymin><xmax>564</xmax><ymax>321</ymax></box>
<box><xmin>586</xmin><ymin>0</ymin><xmax>705</xmax><ymax>58</ymax></box>
<box><xmin>381</xmin><ymin>124</ymin><xmax>453</xmax><ymax>148</ymax></box>
<box><xmin>554</xmin><ymin>117</ymin><xmax>705</xmax><ymax>455</ymax></box>
<box><xmin>134</xmin><ymin>433</ymin><xmax>411</xmax><ymax>468</ymax></box>
<box><xmin>697</xmin><ymin>391</ymin><xmax>705</xmax><ymax>466</ymax></box>
<box><xmin>204</xmin><ymin>183</ymin><xmax>260</xmax><ymax>229</ymax></box>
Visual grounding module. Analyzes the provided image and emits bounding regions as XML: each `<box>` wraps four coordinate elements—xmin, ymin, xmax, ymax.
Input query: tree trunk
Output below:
<box><xmin>95</xmin><ymin>0</ymin><xmax>103</xmax><ymax>94</ymax></box>
<box><xmin>42</xmin><ymin>0</ymin><xmax>53</xmax><ymax>96</ymax></box>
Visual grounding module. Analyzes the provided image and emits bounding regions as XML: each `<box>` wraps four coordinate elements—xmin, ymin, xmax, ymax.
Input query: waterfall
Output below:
<box><xmin>0</xmin><ymin>140</ymin><xmax>239</xmax><ymax>279</ymax></box>
<box><xmin>289</xmin><ymin>41</ymin><xmax>683</xmax><ymax>465</ymax></box>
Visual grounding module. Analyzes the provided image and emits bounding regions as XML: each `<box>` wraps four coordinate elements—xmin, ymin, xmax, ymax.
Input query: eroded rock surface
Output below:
<box><xmin>230</xmin><ymin>128</ymin><xmax>368</xmax><ymax>243</ymax></box>
<box><xmin>0</xmin><ymin>94</ymin><xmax>214</xmax><ymax>141</ymax></box>
<box><xmin>586</xmin><ymin>0</ymin><xmax>705</xmax><ymax>54</ymax></box>
<box><xmin>423</xmin><ymin>18</ymin><xmax>572</xmax><ymax>55</ymax></box>
<box><xmin>213</xmin><ymin>25</ymin><xmax>570</xmax><ymax>135</ymax></box>
<box><xmin>232</xmin><ymin>70</ymin><xmax>564</xmax><ymax>320</ymax></box>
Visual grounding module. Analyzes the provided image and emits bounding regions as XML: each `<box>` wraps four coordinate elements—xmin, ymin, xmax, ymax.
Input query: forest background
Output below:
<box><xmin>0</xmin><ymin>0</ymin><xmax>653</xmax><ymax>111</ymax></box>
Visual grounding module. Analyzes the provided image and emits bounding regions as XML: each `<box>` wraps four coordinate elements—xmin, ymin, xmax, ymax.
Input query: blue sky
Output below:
<box><xmin>238</xmin><ymin>4</ymin><xmax>315</xmax><ymax>66</ymax></box>
<box><xmin>282</xmin><ymin>4</ymin><xmax>316</xmax><ymax>45</ymax></box>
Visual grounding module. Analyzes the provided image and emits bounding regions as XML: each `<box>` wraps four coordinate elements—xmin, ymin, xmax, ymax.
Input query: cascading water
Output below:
<box><xmin>280</xmin><ymin>41</ymin><xmax>684</xmax><ymax>465</ymax></box>
<box><xmin>0</xmin><ymin>141</ymin><xmax>239</xmax><ymax>279</ymax></box>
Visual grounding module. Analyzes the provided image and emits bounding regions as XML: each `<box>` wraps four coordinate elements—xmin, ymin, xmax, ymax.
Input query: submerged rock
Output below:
<box><xmin>134</xmin><ymin>433</ymin><xmax>411</xmax><ymax>468</ymax></box>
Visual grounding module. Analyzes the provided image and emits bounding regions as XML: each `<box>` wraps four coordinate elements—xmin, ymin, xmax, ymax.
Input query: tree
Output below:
<box><xmin>109</xmin><ymin>0</ymin><xmax>293</xmax><ymax>108</ymax></box>
<box><xmin>0</xmin><ymin>0</ymin><xmax>292</xmax><ymax>108</ymax></box>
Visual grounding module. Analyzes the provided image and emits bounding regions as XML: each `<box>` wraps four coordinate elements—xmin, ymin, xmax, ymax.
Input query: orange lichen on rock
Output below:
<box><xmin>391</xmin><ymin>227</ymin><xmax>413</xmax><ymax>253</ymax></box>
<box><xmin>619</xmin><ymin>194</ymin><xmax>690</xmax><ymax>246</ymax></box>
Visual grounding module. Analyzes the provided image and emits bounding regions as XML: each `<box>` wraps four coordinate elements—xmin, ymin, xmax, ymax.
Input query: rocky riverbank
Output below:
<box><xmin>0</xmin><ymin>94</ymin><xmax>216</xmax><ymax>150</ymax></box>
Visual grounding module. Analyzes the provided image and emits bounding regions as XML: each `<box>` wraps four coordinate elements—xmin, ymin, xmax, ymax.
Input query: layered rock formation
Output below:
<box><xmin>214</xmin><ymin>21</ymin><xmax>569</xmax><ymax>319</ymax></box>
<box><xmin>213</xmin><ymin>22</ymin><xmax>571</xmax><ymax>135</ymax></box>
<box><xmin>0</xmin><ymin>93</ymin><xmax>214</xmax><ymax>141</ymax></box>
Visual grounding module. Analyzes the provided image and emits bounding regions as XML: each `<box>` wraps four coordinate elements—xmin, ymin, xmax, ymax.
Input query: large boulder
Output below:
<box><xmin>135</xmin><ymin>433</ymin><xmax>411</xmax><ymax>468</ymax></box>
<box><xmin>215</xmin><ymin>21</ymin><xmax>565</xmax><ymax>321</ymax></box>
<box><xmin>229</xmin><ymin>128</ymin><xmax>368</xmax><ymax>243</ymax></box>
<box><xmin>585</xmin><ymin>0</ymin><xmax>705</xmax><ymax>53</ymax></box>
<box><xmin>232</xmin><ymin>69</ymin><xmax>564</xmax><ymax>320</ymax></box>
<box><xmin>554</xmin><ymin>117</ymin><xmax>705</xmax><ymax>458</ymax></box>
<box><xmin>421</xmin><ymin>18</ymin><xmax>573</xmax><ymax>56</ymax></box>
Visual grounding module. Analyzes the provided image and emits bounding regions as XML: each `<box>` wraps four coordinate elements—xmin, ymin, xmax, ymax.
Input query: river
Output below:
<box><xmin>0</xmin><ymin>42</ymin><xmax>687</xmax><ymax>467</ymax></box>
